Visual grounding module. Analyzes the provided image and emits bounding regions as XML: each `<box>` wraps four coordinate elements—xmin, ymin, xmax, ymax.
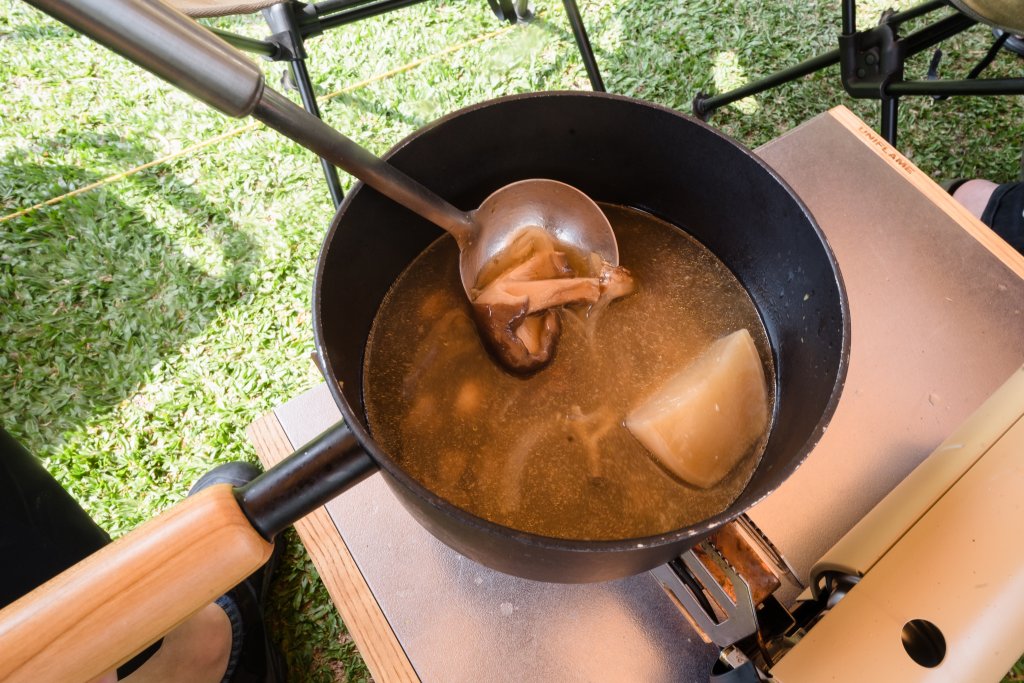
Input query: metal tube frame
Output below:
<box><xmin>693</xmin><ymin>0</ymin><xmax>1024</xmax><ymax>147</ymax></box>
<box><xmin>305</xmin><ymin>0</ymin><xmax>603</xmax><ymax>91</ymax></box>
<box><xmin>262</xmin><ymin>1</ymin><xmax>346</xmax><ymax>207</ymax></box>
<box><xmin>209</xmin><ymin>26</ymin><xmax>280</xmax><ymax>57</ymax></box>
<box><xmin>693</xmin><ymin>49</ymin><xmax>841</xmax><ymax>119</ymax></box>
<box><xmin>200</xmin><ymin>0</ymin><xmax>606</xmax><ymax>204</ymax></box>
<box><xmin>302</xmin><ymin>0</ymin><xmax>431</xmax><ymax>35</ymax></box>
<box><xmin>560</xmin><ymin>0</ymin><xmax>604</xmax><ymax>91</ymax></box>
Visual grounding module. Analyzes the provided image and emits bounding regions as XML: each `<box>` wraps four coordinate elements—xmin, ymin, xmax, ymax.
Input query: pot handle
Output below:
<box><xmin>0</xmin><ymin>421</ymin><xmax>375</xmax><ymax>682</ymax></box>
<box><xmin>0</xmin><ymin>484</ymin><xmax>271</xmax><ymax>682</ymax></box>
<box><xmin>237</xmin><ymin>419</ymin><xmax>378</xmax><ymax>539</ymax></box>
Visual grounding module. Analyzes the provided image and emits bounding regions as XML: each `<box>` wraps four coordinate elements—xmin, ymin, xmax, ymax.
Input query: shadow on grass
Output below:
<box><xmin>0</xmin><ymin>132</ymin><xmax>262</xmax><ymax>453</ymax></box>
<box><xmin>331</xmin><ymin>89</ymin><xmax>432</xmax><ymax>129</ymax></box>
<box><xmin>549</xmin><ymin>0</ymin><xmax>846</xmax><ymax>144</ymax></box>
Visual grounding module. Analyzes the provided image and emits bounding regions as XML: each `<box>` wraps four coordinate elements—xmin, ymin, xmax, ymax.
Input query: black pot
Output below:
<box><xmin>311</xmin><ymin>91</ymin><xmax>850</xmax><ymax>583</ymax></box>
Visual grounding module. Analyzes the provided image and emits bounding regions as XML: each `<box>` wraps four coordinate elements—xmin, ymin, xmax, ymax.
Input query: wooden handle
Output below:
<box><xmin>0</xmin><ymin>483</ymin><xmax>274</xmax><ymax>682</ymax></box>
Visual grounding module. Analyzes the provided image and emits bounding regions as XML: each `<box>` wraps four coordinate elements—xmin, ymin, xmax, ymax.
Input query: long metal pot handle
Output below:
<box><xmin>23</xmin><ymin>0</ymin><xmax>475</xmax><ymax>240</ymax></box>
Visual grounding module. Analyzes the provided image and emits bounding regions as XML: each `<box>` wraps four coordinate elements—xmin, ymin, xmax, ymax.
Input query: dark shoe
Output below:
<box><xmin>190</xmin><ymin>462</ymin><xmax>286</xmax><ymax>683</ymax></box>
<box><xmin>189</xmin><ymin>461</ymin><xmax>262</xmax><ymax>494</ymax></box>
<box><xmin>993</xmin><ymin>29</ymin><xmax>1024</xmax><ymax>58</ymax></box>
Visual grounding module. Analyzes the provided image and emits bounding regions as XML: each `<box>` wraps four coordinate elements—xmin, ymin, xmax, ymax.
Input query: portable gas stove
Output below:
<box><xmin>655</xmin><ymin>364</ymin><xmax>1024</xmax><ymax>682</ymax></box>
<box><xmin>249</xmin><ymin>107</ymin><xmax>1024</xmax><ymax>682</ymax></box>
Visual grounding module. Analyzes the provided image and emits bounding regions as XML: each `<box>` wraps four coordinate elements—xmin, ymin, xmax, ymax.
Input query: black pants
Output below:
<box><xmin>0</xmin><ymin>427</ymin><xmax>159</xmax><ymax>677</ymax></box>
<box><xmin>982</xmin><ymin>181</ymin><xmax>1024</xmax><ymax>255</ymax></box>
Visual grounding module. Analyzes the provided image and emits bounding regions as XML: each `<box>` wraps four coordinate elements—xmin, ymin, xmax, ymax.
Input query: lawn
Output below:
<box><xmin>1</xmin><ymin>0</ymin><xmax>1022</xmax><ymax>680</ymax></box>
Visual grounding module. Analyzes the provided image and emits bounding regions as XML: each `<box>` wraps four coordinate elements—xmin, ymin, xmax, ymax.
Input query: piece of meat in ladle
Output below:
<box><xmin>471</xmin><ymin>228</ymin><xmax>634</xmax><ymax>374</ymax></box>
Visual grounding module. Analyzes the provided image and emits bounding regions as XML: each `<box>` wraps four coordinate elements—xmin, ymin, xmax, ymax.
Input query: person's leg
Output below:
<box><xmin>0</xmin><ymin>428</ymin><xmax>169</xmax><ymax>677</ymax></box>
<box><xmin>950</xmin><ymin>180</ymin><xmax>1024</xmax><ymax>254</ymax></box>
<box><xmin>952</xmin><ymin>179</ymin><xmax>999</xmax><ymax>220</ymax></box>
<box><xmin>83</xmin><ymin>604</ymin><xmax>231</xmax><ymax>683</ymax></box>
<box><xmin>0</xmin><ymin>427</ymin><xmax>111</xmax><ymax>605</ymax></box>
<box><xmin>121</xmin><ymin>603</ymin><xmax>232</xmax><ymax>683</ymax></box>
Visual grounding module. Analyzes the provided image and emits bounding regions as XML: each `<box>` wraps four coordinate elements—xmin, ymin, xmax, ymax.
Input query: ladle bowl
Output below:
<box><xmin>462</xmin><ymin>178</ymin><xmax>619</xmax><ymax>293</ymax></box>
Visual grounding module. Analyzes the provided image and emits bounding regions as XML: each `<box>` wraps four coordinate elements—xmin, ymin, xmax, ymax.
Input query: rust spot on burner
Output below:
<box><xmin>693</xmin><ymin>522</ymin><xmax>781</xmax><ymax>606</ymax></box>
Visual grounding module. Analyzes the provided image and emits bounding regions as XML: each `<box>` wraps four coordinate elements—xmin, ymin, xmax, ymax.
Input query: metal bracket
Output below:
<box><xmin>651</xmin><ymin>541</ymin><xmax>759</xmax><ymax>647</ymax></box>
<box><xmin>838</xmin><ymin>22</ymin><xmax>904</xmax><ymax>99</ymax></box>
<box><xmin>263</xmin><ymin>29</ymin><xmax>303</xmax><ymax>61</ymax></box>
<box><xmin>262</xmin><ymin>3</ymin><xmax>308</xmax><ymax>61</ymax></box>
<box><xmin>732</xmin><ymin>514</ymin><xmax>803</xmax><ymax>590</ymax></box>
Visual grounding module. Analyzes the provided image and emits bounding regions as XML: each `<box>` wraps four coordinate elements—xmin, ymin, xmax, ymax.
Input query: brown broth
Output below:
<box><xmin>363</xmin><ymin>204</ymin><xmax>774</xmax><ymax>540</ymax></box>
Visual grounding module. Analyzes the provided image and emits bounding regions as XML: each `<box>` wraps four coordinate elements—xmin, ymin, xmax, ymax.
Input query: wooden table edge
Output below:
<box><xmin>247</xmin><ymin>412</ymin><xmax>419</xmax><ymax>682</ymax></box>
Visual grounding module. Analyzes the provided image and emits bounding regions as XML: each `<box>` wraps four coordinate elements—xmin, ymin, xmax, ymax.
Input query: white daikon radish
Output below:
<box><xmin>625</xmin><ymin>328</ymin><xmax>770</xmax><ymax>489</ymax></box>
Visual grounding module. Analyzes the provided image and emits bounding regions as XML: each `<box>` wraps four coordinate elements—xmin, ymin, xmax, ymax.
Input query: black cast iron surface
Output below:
<box><xmin>237</xmin><ymin>422</ymin><xmax>373</xmax><ymax>539</ymax></box>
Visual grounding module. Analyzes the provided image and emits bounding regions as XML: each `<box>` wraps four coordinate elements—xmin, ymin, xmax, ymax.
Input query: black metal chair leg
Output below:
<box><xmin>692</xmin><ymin>0</ymin><xmax>1024</xmax><ymax>148</ymax></box>
<box><xmin>880</xmin><ymin>95</ymin><xmax>899</xmax><ymax>146</ymax></box>
<box><xmin>693</xmin><ymin>49</ymin><xmax>841</xmax><ymax>119</ymax></box>
<box><xmin>561</xmin><ymin>0</ymin><xmax>604</xmax><ymax>91</ymax></box>
<box><xmin>263</xmin><ymin>2</ymin><xmax>345</xmax><ymax>208</ymax></box>
<box><xmin>288</xmin><ymin>58</ymin><xmax>346</xmax><ymax>207</ymax></box>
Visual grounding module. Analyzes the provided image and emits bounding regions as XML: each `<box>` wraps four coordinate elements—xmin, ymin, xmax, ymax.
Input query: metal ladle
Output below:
<box><xmin>31</xmin><ymin>0</ymin><xmax>619</xmax><ymax>295</ymax></box>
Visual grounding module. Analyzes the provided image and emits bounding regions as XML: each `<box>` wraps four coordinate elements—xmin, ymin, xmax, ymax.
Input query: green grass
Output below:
<box><xmin>1</xmin><ymin>0</ymin><xmax>1022</xmax><ymax>680</ymax></box>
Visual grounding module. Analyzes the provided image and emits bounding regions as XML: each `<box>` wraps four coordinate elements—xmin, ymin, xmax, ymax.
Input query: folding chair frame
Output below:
<box><xmin>692</xmin><ymin>0</ymin><xmax>1024</xmax><ymax>146</ymax></box>
<box><xmin>206</xmin><ymin>0</ymin><xmax>605</xmax><ymax>207</ymax></box>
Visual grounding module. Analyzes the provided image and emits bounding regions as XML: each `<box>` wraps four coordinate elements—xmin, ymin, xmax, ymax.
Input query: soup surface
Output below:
<box><xmin>363</xmin><ymin>204</ymin><xmax>774</xmax><ymax>540</ymax></box>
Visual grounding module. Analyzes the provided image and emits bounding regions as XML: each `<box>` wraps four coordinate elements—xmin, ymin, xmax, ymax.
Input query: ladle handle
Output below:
<box><xmin>25</xmin><ymin>0</ymin><xmax>476</xmax><ymax>242</ymax></box>
<box><xmin>253</xmin><ymin>88</ymin><xmax>475</xmax><ymax>243</ymax></box>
